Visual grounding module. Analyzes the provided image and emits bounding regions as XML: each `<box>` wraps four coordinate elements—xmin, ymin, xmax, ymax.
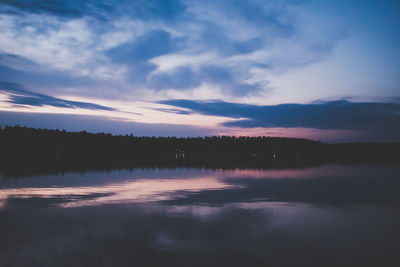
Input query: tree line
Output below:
<box><xmin>0</xmin><ymin>125</ymin><xmax>398</xmax><ymax>176</ymax></box>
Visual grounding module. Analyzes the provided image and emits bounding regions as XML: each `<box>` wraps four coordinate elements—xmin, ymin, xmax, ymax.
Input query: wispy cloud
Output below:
<box><xmin>160</xmin><ymin>99</ymin><xmax>400</xmax><ymax>130</ymax></box>
<box><xmin>0</xmin><ymin>81</ymin><xmax>115</xmax><ymax>111</ymax></box>
<box><xmin>0</xmin><ymin>0</ymin><xmax>346</xmax><ymax>99</ymax></box>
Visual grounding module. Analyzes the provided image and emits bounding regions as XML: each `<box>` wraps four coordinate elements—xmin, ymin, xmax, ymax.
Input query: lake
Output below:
<box><xmin>1</xmin><ymin>164</ymin><xmax>399</xmax><ymax>266</ymax></box>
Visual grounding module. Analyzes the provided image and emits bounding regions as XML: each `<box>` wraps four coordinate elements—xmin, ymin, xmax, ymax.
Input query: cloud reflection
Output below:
<box><xmin>1</xmin><ymin>166</ymin><xmax>400</xmax><ymax>266</ymax></box>
<box><xmin>2</xmin><ymin>165</ymin><xmax>400</xmax><ymax>208</ymax></box>
<box><xmin>0</xmin><ymin>175</ymin><xmax>235</xmax><ymax>208</ymax></box>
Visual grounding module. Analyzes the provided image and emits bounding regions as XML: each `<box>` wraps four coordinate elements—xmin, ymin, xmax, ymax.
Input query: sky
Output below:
<box><xmin>0</xmin><ymin>0</ymin><xmax>399</xmax><ymax>142</ymax></box>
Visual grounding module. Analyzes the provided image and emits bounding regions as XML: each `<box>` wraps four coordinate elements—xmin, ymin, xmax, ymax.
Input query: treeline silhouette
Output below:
<box><xmin>0</xmin><ymin>125</ymin><xmax>399</xmax><ymax>177</ymax></box>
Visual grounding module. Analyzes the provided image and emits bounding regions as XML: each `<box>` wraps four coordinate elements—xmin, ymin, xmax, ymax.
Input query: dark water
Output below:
<box><xmin>1</xmin><ymin>165</ymin><xmax>399</xmax><ymax>267</ymax></box>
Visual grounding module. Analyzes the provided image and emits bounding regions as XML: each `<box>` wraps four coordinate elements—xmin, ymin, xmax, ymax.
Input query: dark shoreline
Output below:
<box><xmin>1</xmin><ymin>125</ymin><xmax>399</xmax><ymax>177</ymax></box>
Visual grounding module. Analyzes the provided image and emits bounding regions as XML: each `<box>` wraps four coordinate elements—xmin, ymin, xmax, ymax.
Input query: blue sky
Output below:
<box><xmin>0</xmin><ymin>0</ymin><xmax>399</xmax><ymax>141</ymax></box>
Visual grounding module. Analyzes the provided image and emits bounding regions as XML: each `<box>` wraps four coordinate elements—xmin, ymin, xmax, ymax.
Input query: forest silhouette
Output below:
<box><xmin>1</xmin><ymin>125</ymin><xmax>399</xmax><ymax>177</ymax></box>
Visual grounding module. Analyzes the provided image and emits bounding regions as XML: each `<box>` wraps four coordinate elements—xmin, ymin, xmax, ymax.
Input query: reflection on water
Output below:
<box><xmin>0</xmin><ymin>165</ymin><xmax>400</xmax><ymax>266</ymax></box>
<box><xmin>0</xmin><ymin>176</ymin><xmax>235</xmax><ymax>208</ymax></box>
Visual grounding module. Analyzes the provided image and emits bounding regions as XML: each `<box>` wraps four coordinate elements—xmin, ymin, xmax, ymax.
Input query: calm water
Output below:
<box><xmin>1</xmin><ymin>165</ymin><xmax>399</xmax><ymax>267</ymax></box>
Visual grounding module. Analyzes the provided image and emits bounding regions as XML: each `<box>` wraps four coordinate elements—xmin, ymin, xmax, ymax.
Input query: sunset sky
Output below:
<box><xmin>0</xmin><ymin>0</ymin><xmax>399</xmax><ymax>141</ymax></box>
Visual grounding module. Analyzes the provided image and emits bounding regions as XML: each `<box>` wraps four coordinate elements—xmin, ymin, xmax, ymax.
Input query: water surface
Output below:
<box><xmin>1</xmin><ymin>165</ymin><xmax>399</xmax><ymax>266</ymax></box>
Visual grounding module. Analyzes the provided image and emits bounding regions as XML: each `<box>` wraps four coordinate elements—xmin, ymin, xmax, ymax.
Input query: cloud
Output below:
<box><xmin>154</xmin><ymin>108</ymin><xmax>192</xmax><ymax>115</ymax></box>
<box><xmin>147</xmin><ymin>65</ymin><xmax>262</xmax><ymax>95</ymax></box>
<box><xmin>0</xmin><ymin>0</ymin><xmax>187</xmax><ymax>21</ymax></box>
<box><xmin>0</xmin><ymin>81</ymin><xmax>115</xmax><ymax>111</ymax></box>
<box><xmin>0</xmin><ymin>54</ymin><xmax>97</xmax><ymax>90</ymax></box>
<box><xmin>160</xmin><ymin>99</ymin><xmax>400</xmax><ymax>130</ymax></box>
<box><xmin>0</xmin><ymin>0</ymin><xmax>347</xmax><ymax>99</ymax></box>
<box><xmin>0</xmin><ymin>0</ymin><xmax>90</xmax><ymax>17</ymax></box>
<box><xmin>106</xmin><ymin>30</ymin><xmax>181</xmax><ymax>63</ymax></box>
<box><xmin>105</xmin><ymin>29</ymin><xmax>184</xmax><ymax>85</ymax></box>
<box><xmin>112</xmin><ymin>0</ymin><xmax>187</xmax><ymax>21</ymax></box>
<box><xmin>148</xmin><ymin>66</ymin><xmax>200</xmax><ymax>90</ymax></box>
